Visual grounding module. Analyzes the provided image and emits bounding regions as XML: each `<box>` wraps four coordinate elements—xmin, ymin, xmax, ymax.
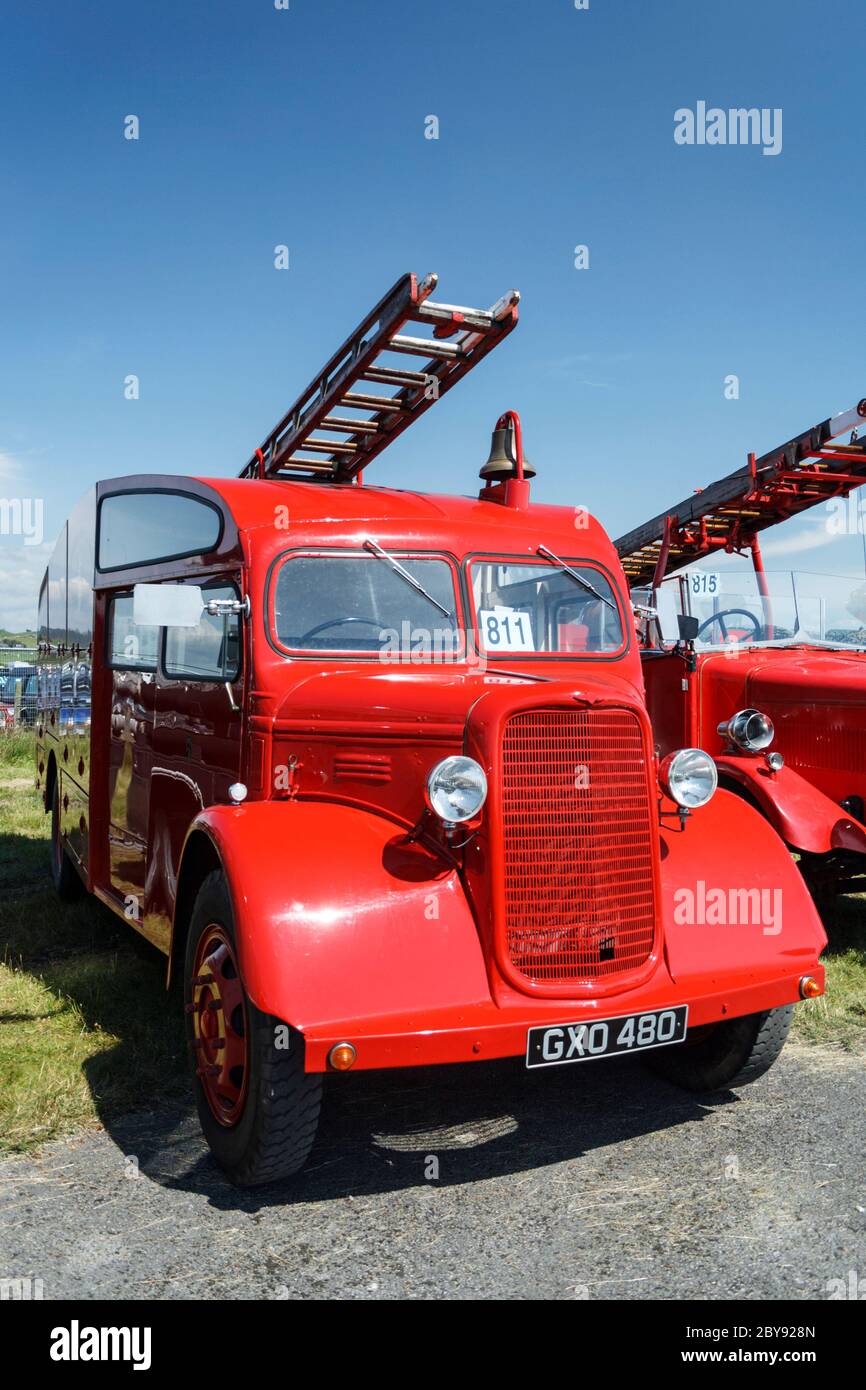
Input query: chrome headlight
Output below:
<box><xmin>659</xmin><ymin>748</ymin><xmax>718</xmax><ymax>809</ymax></box>
<box><xmin>426</xmin><ymin>756</ymin><xmax>487</xmax><ymax>823</ymax></box>
<box><xmin>717</xmin><ymin>707</ymin><xmax>774</xmax><ymax>753</ymax></box>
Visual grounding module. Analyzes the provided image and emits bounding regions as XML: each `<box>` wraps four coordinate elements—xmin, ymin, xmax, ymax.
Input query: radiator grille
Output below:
<box><xmin>763</xmin><ymin>708</ymin><xmax>866</xmax><ymax>774</ymax></box>
<box><xmin>501</xmin><ymin>707</ymin><xmax>656</xmax><ymax>984</ymax></box>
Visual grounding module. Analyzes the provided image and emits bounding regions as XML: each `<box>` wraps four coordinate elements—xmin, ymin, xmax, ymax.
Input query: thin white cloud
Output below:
<box><xmin>0</xmin><ymin>450</ymin><xmax>23</xmax><ymax>484</ymax></box>
<box><xmin>541</xmin><ymin>351</ymin><xmax>633</xmax><ymax>386</ymax></box>
<box><xmin>0</xmin><ymin>541</ymin><xmax>50</xmax><ymax>632</ymax></box>
<box><xmin>759</xmin><ymin>526</ymin><xmax>840</xmax><ymax>559</ymax></box>
<box><xmin>547</xmin><ymin>351</ymin><xmax>634</xmax><ymax>367</ymax></box>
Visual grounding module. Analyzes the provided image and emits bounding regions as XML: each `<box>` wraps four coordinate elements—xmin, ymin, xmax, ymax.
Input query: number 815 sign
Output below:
<box><xmin>689</xmin><ymin>572</ymin><xmax>720</xmax><ymax>597</ymax></box>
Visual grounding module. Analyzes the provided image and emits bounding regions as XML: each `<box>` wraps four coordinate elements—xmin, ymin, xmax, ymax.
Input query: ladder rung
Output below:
<box><xmin>388</xmin><ymin>334</ymin><xmax>463</xmax><ymax>360</ymax></box>
<box><xmin>278</xmin><ymin>458</ymin><xmax>339</xmax><ymax>474</ymax></box>
<box><xmin>301</xmin><ymin>438</ymin><xmax>359</xmax><ymax>454</ymax></box>
<box><xmin>362</xmin><ymin>366</ymin><xmax>431</xmax><ymax>387</ymax></box>
<box><xmin>342</xmin><ymin>392</ymin><xmax>407</xmax><ymax>413</ymax></box>
<box><xmin>415</xmin><ymin>301</ymin><xmax>494</xmax><ymax>332</ymax></box>
<box><xmin>319</xmin><ymin>416</ymin><xmax>381</xmax><ymax>434</ymax></box>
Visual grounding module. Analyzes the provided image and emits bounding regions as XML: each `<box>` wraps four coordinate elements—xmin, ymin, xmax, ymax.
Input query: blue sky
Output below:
<box><xmin>2</xmin><ymin>0</ymin><xmax>865</xmax><ymax>628</ymax></box>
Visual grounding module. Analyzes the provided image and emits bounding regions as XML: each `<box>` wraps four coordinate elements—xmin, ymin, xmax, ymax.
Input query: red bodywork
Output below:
<box><xmin>618</xmin><ymin>395</ymin><xmax>866</xmax><ymax>890</ymax></box>
<box><xmin>36</xmin><ymin>473</ymin><xmax>826</xmax><ymax>1072</ymax></box>
<box><xmin>642</xmin><ymin>645</ymin><xmax>866</xmax><ymax>870</ymax></box>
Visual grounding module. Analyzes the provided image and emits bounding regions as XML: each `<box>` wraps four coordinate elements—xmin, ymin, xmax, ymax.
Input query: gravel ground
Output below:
<box><xmin>1</xmin><ymin>1040</ymin><xmax>863</xmax><ymax>1300</ymax></box>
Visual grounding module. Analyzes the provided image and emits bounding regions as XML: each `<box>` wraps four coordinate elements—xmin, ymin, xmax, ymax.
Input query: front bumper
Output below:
<box><xmin>301</xmin><ymin>963</ymin><xmax>823</xmax><ymax>1072</ymax></box>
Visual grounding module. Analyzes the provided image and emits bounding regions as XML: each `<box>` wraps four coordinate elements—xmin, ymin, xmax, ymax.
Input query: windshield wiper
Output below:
<box><xmin>363</xmin><ymin>537</ymin><xmax>452</xmax><ymax>618</ymax></box>
<box><xmin>536</xmin><ymin>544</ymin><xmax>616</xmax><ymax>612</ymax></box>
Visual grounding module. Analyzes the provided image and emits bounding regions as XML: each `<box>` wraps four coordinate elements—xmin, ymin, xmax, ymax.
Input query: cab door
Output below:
<box><xmin>640</xmin><ymin>650</ymin><xmax>693</xmax><ymax>756</ymax></box>
<box><xmin>148</xmin><ymin>578</ymin><xmax>245</xmax><ymax>950</ymax></box>
<box><xmin>105</xmin><ymin>591</ymin><xmax>160</xmax><ymax>923</ymax></box>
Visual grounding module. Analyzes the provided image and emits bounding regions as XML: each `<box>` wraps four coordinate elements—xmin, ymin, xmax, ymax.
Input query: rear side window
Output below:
<box><xmin>164</xmin><ymin>585</ymin><xmax>241</xmax><ymax>681</ymax></box>
<box><xmin>107</xmin><ymin>594</ymin><xmax>159</xmax><ymax>670</ymax></box>
<box><xmin>98</xmin><ymin>492</ymin><xmax>222</xmax><ymax>571</ymax></box>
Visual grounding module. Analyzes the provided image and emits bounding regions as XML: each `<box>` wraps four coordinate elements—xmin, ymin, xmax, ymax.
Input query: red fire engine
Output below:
<box><xmin>36</xmin><ymin>274</ymin><xmax>825</xmax><ymax>1184</ymax></box>
<box><xmin>616</xmin><ymin>399</ymin><xmax>866</xmax><ymax>911</ymax></box>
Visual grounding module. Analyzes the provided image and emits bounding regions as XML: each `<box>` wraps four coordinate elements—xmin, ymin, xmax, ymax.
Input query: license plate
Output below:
<box><xmin>526</xmin><ymin>1005</ymin><xmax>688</xmax><ymax>1069</ymax></box>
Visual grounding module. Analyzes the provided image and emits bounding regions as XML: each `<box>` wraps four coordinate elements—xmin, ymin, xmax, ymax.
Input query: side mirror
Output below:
<box><xmin>133</xmin><ymin>583</ymin><xmax>203</xmax><ymax>629</ymax></box>
<box><xmin>677</xmin><ymin>614</ymin><xmax>700</xmax><ymax>642</ymax></box>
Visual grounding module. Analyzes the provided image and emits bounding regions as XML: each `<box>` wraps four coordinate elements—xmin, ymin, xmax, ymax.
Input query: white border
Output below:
<box><xmin>525</xmin><ymin>1004</ymin><xmax>690</xmax><ymax>1069</ymax></box>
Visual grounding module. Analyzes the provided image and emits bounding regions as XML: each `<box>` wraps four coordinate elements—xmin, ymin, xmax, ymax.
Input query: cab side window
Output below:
<box><xmin>164</xmin><ymin>585</ymin><xmax>241</xmax><ymax>681</ymax></box>
<box><xmin>98</xmin><ymin>491</ymin><xmax>222</xmax><ymax>572</ymax></box>
<box><xmin>107</xmin><ymin>594</ymin><xmax>159</xmax><ymax>671</ymax></box>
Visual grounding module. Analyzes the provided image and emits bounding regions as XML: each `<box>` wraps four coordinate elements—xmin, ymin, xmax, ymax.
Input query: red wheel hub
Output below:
<box><xmin>190</xmin><ymin>925</ymin><xmax>249</xmax><ymax>1127</ymax></box>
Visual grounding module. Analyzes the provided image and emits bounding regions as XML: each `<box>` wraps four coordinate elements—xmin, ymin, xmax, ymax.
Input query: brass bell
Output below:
<box><xmin>479</xmin><ymin>421</ymin><xmax>536</xmax><ymax>480</ymax></box>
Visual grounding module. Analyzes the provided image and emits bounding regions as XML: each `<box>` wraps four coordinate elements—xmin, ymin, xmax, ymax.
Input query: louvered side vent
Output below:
<box><xmin>333</xmin><ymin>752</ymin><xmax>393</xmax><ymax>784</ymax></box>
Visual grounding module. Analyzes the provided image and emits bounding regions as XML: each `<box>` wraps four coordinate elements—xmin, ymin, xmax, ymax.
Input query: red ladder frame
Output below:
<box><xmin>239</xmin><ymin>272</ymin><xmax>519</xmax><ymax>483</ymax></box>
<box><xmin>616</xmin><ymin>398</ymin><xmax>866</xmax><ymax>588</ymax></box>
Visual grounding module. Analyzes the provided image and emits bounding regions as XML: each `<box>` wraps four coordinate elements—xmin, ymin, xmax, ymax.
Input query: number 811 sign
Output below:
<box><xmin>478</xmin><ymin>606</ymin><xmax>535</xmax><ymax>652</ymax></box>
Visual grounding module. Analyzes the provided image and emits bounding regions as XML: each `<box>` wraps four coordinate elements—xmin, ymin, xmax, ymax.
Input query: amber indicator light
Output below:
<box><xmin>329</xmin><ymin>1042</ymin><xmax>357</xmax><ymax>1071</ymax></box>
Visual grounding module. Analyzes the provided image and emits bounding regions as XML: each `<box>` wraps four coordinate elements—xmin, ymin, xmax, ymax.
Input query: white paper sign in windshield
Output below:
<box><xmin>688</xmin><ymin>571</ymin><xmax>721</xmax><ymax>597</ymax></box>
<box><xmin>478</xmin><ymin>606</ymin><xmax>535</xmax><ymax>652</ymax></box>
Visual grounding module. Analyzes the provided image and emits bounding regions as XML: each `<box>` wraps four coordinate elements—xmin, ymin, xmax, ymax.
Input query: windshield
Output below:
<box><xmin>270</xmin><ymin>552</ymin><xmax>462</xmax><ymax>655</ymax></box>
<box><xmin>469</xmin><ymin>559</ymin><xmax>624</xmax><ymax>655</ymax></box>
<box><xmin>649</xmin><ymin>570</ymin><xmax>866</xmax><ymax>650</ymax></box>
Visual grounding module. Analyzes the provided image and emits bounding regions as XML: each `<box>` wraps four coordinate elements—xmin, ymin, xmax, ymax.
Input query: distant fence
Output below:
<box><xmin>0</xmin><ymin>647</ymin><xmax>38</xmax><ymax>728</ymax></box>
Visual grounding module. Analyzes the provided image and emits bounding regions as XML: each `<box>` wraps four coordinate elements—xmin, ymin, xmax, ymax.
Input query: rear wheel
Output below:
<box><xmin>49</xmin><ymin>774</ymin><xmax>84</xmax><ymax>900</ymax></box>
<box><xmin>796</xmin><ymin>853</ymin><xmax>838</xmax><ymax>931</ymax></box>
<box><xmin>184</xmin><ymin>869</ymin><xmax>323</xmax><ymax>1186</ymax></box>
<box><xmin>719</xmin><ymin>782</ymin><xmax>839</xmax><ymax>930</ymax></box>
<box><xmin>648</xmin><ymin>1006</ymin><xmax>793</xmax><ymax>1092</ymax></box>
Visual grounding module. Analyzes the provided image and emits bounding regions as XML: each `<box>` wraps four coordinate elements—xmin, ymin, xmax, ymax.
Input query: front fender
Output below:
<box><xmin>186</xmin><ymin>801</ymin><xmax>491</xmax><ymax>1031</ymax></box>
<box><xmin>659</xmin><ymin>788</ymin><xmax>827</xmax><ymax>982</ymax></box>
<box><xmin>716</xmin><ymin>754</ymin><xmax>866</xmax><ymax>856</ymax></box>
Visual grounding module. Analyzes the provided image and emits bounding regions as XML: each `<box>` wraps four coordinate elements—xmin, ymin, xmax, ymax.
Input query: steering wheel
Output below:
<box><xmin>695</xmin><ymin>608</ymin><xmax>763</xmax><ymax>643</ymax></box>
<box><xmin>297</xmin><ymin>616</ymin><xmax>383</xmax><ymax>643</ymax></box>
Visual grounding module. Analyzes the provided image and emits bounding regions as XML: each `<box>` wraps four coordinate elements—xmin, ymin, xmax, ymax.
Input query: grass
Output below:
<box><xmin>0</xmin><ymin>727</ymin><xmax>39</xmax><ymax>771</ymax></box>
<box><xmin>0</xmin><ymin>732</ymin><xmax>187</xmax><ymax>1155</ymax></box>
<box><xmin>0</xmin><ymin>731</ymin><xmax>864</xmax><ymax>1156</ymax></box>
<box><xmin>790</xmin><ymin>896</ymin><xmax>866</xmax><ymax>1050</ymax></box>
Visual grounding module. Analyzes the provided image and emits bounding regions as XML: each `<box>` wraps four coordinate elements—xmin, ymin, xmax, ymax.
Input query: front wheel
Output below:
<box><xmin>184</xmin><ymin>870</ymin><xmax>323</xmax><ymax>1186</ymax></box>
<box><xmin>648</xmin><ymin>1006</ymin><xmax>793</xmax><ymax>1092</ymax></box>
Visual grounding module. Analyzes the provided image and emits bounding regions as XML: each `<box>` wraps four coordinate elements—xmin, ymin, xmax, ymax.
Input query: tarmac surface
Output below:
<box><xmin>1</xmin><ymin>1040</ymin><xmax>863</xmax><ymax>1300</ymax></box>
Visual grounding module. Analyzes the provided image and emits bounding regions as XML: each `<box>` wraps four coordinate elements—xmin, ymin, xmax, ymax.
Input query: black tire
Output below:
<box><xmin>796</xmin><ymin>854</ymin><xmax>838</xmax><ymax>931</ymax></box>
<box><xmin>720</xmin><ymin>783</ymin><xmax>839</xmax><ymax>931</ymax></box>
<box><xmin>184</xmin><ymin>869</ymin><xmax>323</xmax><ymax>1187</ymax></box>
<box><xmin>49</xmin><ymin>774</ymin><xmax>84</xmax><ymax>900</ymax></box>
<box><xmin>648</xmin><ymin>1006</ymin><xmax>794</xmax><ymax>1092</ymax></box>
